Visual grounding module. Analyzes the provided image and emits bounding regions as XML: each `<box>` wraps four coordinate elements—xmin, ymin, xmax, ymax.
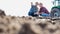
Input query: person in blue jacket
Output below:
<box><xmin>28</xmin><ymin>2</ymin><xmax>39</xmax><ymax>17</ymax></box>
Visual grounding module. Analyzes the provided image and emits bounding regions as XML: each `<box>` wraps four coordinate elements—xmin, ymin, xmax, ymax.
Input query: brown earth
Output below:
<box><xmin>0</xmin><ymin>16</ymin><xmax>60</xmax><ymax>34</ymax></box>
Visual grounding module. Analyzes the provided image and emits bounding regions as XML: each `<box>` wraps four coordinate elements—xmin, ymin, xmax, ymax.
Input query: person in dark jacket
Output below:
<box><xmin>38</xmin><ymin>3</ymin><xmax>50</xmax><ymax>17</ymax></box>
<box><xmin>28</xmin><ymin>2</ymin><xmax>39</xmax><ymax>17</ymax></box>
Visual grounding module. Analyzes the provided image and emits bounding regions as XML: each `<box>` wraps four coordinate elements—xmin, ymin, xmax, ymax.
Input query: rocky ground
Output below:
<box><xmin>0</xmin><ymin>16</ymin><xmax>60</xmax><ymax>34</ymax></box>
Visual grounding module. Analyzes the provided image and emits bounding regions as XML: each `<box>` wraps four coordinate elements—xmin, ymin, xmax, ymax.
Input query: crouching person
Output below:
<box><xmin>38</xmin><ymin>3</ymin><xmax>50</xmax><ymax>17</ymax></box>
<box><xmin>28</xmin><ymin>2</ymin><xmax>39</xmax><ymax>17</ymax></box>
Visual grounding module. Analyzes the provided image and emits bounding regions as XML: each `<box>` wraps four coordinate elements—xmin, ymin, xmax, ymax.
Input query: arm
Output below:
<box><xmin>39</xmin><ymin>7</ymin><xmax>49</xmax><ymax>14</ymax></box>
<box><xmin>43</xmin><ymin>7</ymin><xmax>49</xmax><ymax>14</ymax></box>
<box><xmin>34</xmin><ymin>8</ymin><xmax>40</xmax><ymax>15</ymax></box>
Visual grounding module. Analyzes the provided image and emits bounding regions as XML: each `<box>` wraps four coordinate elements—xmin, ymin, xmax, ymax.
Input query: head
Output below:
<box><xmin>35</xmin><ymin>2</ymin><xmax>39</xmax><ymax>6</ymax></box>
<box><xmin>39</xmin><ymin>3</ymin><xmax>43</xmax><ymax>7</ymax></box>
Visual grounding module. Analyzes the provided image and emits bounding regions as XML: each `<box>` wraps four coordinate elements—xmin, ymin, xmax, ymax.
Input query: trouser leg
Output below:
<box><xmin>40</xmin><ymin>13</ymin><xmax>49</xmax><ymax>17</ymax></box>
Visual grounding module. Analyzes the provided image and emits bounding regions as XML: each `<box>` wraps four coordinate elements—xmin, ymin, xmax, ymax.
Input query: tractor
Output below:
<box><xmin>50</xmin><ymin>0</ymin><xmax>60</xmax><ymax>17</ymax></box>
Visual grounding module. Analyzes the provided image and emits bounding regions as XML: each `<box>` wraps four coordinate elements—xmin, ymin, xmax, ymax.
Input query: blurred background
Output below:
<box><xmin>0</xmin><ymin>0</ymin><xmax>54</xmax><ymax>16</ymax></box>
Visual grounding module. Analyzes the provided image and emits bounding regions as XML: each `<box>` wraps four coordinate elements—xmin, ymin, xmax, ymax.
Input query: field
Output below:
<box><xmin>0</xmin><ymin>16</ymin><xmax>60</xmax><ymax>34</ymax></box>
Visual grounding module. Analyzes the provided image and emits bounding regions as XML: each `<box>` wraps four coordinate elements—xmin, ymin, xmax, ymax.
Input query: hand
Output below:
<box><xmin>34</xmin><ymin>12</ymin><xmax>40</xmax><ymax>15</ymax></box>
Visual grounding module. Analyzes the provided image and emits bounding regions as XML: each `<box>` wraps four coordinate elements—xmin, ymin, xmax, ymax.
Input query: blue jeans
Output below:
<box><xmin>40</xmin><ymin>13</ymin><xmax>50</xmax><ymax>17</ymax></box>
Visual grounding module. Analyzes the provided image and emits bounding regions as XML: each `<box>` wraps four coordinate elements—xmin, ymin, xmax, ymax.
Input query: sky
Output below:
<box><xmin>0</xmin><ymin>0</ymin><xmax>54</xmax><ymax>16</ymax></box>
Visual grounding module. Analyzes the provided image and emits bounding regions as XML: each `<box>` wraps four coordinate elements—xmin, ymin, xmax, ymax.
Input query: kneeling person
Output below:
<box><xmin>28</xmin><ymin>2</ymin><xmax>38</xmax><ymax>17</ymax></box>
<box><xmin>39</xmin><ymin>3</ymin><xmax>49</xmax><ymax>17</ymax></box>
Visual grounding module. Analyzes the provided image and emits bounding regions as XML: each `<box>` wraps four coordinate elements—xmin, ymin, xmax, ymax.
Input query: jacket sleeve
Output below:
<box><xmin>42</xmin><ymin>7</ymin><xmax>49</xmax><ymax>14</ymax></box>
